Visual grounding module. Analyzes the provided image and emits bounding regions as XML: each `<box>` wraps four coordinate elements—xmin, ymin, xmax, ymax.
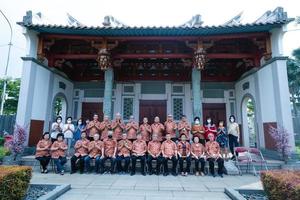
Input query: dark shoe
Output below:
<box><xmin>149</xmin><ymin>171</ymin><xmax>153</xmax><ymax>175</ymax></box>
<box><xmin>142</xmin><ymin>172</ymin><xmax>146</xmax><ymax>176</ymax></box>
<box><xmin>219</xmin><ymin>174</ymin><xmax>223</xmax><ymax>178</ymax></box>
<box><xmin>163</xmin><ymin>173</ymin><xmax>168</xmax><ymax>176</ymax></box>
<box><xmin>172</xmin><ymin>172</ymin><xmax>177</xmax><ymax>176</ymax></box>
<box><xmin>156</xmin><ymin>172</ymin><xmax>160</xmax><ymax>176</ymax></box>
<box><xmin>212</xmin><ymin>174</ymin><xmax>216</xmax><ymax>177</ymax></box>
<box><xmin>44</xmin><ymin>169</ymin><xmax>48</xmax><ymax>174</ymax></box>
<box><xmin>130</xmin><ymin>172</ymin><xmax>135</xmax><ymax>176</ymax></box>
<box><xmin>70</xmin><ymin>171</ymin><xmax>76</xmax><ymax>174</ymax></box>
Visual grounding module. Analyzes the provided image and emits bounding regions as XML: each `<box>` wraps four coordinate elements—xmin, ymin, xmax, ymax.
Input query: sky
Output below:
<box><xmin>0</xmin><ymin>0</ymin><xmax>299</xmax><ymax>78</ymax></box>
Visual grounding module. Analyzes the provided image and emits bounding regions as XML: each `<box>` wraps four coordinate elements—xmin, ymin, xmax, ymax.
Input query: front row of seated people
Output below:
<box><xmin>35</xmin><ymin>130</ymin><xmax>225</xmax><ymax>177</ymax></box>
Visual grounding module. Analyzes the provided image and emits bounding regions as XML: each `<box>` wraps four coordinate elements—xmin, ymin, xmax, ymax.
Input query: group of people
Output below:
<box><xmin>35</xmin><ymin>113</ymin><xmax>240</xmax><ymax>178</ymax></box>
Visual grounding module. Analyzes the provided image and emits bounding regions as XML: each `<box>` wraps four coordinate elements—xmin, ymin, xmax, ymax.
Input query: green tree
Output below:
<box><xmin>287</xmin><ymin>48</ymin><xmax>300</xmax><ymax>115</ymax></box>
<box><xmin>0</xmin><ymin>78</ymin><xmax>20</xmax><ymax>115</ymax></box>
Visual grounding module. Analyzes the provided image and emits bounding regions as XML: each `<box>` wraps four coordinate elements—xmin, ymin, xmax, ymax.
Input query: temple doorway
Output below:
<box><xmin>139</xmin><ymin>100</ymin><xmax>167</xmax><ymax>124</ymax></box>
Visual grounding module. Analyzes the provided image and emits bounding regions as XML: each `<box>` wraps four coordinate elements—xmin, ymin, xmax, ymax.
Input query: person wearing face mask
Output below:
<box><xmin>74</xmin><ymin>118</ymin><xmax>85</xmax><ymax>143</ymax></box>
<box><xmin>51</xmin><ymin>116</ymin><xmax>64</xmax><ymax>143</ymax></box>
<box><xmin>191</xmin><ymin>117</ymin><xmax>205</xmax><ymax>145</ymax></box>
<box><xmin>101</xmin><ymin>131</ymin><xmax>117</xmax><ymax>174</ymax></box>
<box><xmin>228</xmin><ymin>115</ymin><xmax>240</xmax><ymax>160</ymax></box>
<box><xmin>204</xmin><ymin>117</ymin><xmax>217</xmax><ymax>142</ymax></box>
<box><xmin>63</xmin><ymin>116</ymin><xmax>75</xmax><ymax>156</ymax></box>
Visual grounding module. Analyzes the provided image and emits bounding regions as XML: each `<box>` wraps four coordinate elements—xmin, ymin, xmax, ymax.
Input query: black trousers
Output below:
<box><xmin>36</xmin><ymin>156</ymin><xmax>51</xmax><ymax>170</ymax></box>
<box><xmin>131</xmin><ymin>155</ymin><xmax>146</xmax><ymax>173</ymax></box>
<box><xmin>193</xmin><ymin>157</ymin><xmax>205</xmax><ymax>173</ymax></box>
<box><xmin>116</xmin><ymin>155</ymin><xmax>130</xmax><ymax>172</ymax></box>
<box><xmin>207</xmin><ymin>157</ymin><xmax>224</xmax><ymax>175</ymax></box>
<box><xmin>101</xmin><ymin>157</ymin><xmax>116</xmax><ymax>173</ymax></box>
<box><xmin>178</xmin><ymin>156</ymin><xmax>191</xmax><ymax>173</ymax></box>
<box><xmin>146</xmin><ymin>155</ymin><xmax>162</xmax><ymax>173</ymax></box>
<box><xmin>162</xmin><ymin>156</ymin><xmax>178</xmax><ymax>174</ymax></box>
<box><xmin>229</xmin><ymin>134</ymin><xmax>239</xmax><ymax>156</ymax></box>
<box><xmin>71</xmin><ymin>155</ymin><xmax>86</xmax><ymax>173</ymax></box>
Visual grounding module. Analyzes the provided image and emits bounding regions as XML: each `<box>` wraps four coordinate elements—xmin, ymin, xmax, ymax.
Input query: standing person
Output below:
<box><xmin>216</xmin><ymin>121</ymin><xmax>229</xmax><ymax>160</ymax></box>
<box><xmin>116</xmin><ymin>133</ymin><xmax>132</xmax><ymax>174</ymax></box>
<box><xmin>71</xmin><ymin>131</ymin><xmax>89</xmax><ymax>174</ymax></box>
<box><xmin>86</xmin><ymin>114</ymin><xmax>101</xmax><ymax>141</ymax></box>
<box><xmin>191</xmin><ymin>136</ymin><xmax>206</xmax><ymax>176</ymax></box>
<box><xmin>161</xmin><ymin>134</ymin><xmax>178</xmax><ymax>176</ymax></box>
<box><xmin>177</xmin><ymin>134</ymin><xmax>191</xmax><ymax>176</ymax></box>
<box><xmin>101</xmin><ymin>131</ymin><xmax>117</xmax><ymax>174</ymax></box>
<box><xmin>111</xmin><ymin>113</ymin><xmax>126</xmax><ymax>141</ymax></box>
<box><xmin>228</xmin><ymin>115</ymin><xmax>240</xmax><ymax>160</ymax></box>
<box><xmin>205</xmin><ymin>133</ymin><xmax>224</xmax><ymax>178</ymax></box>
<box><xmin>151</xmin><ymin>116</ymin><xmax>165</xmax><ymax>142</ymax></box>
<box><xmin>139</xmin><ymin>117</ymin><xmax>152</xmax><ymax>142</ymax></box>
<box><xmin>84</xmin><ymin>119</ymin><xmax>90</xmax><ymax>138</ymax></box>
<box><xmin>147</xmin><ymin>133</ymin><xmax>162</xmax><ymax>175</ymax></box>
<box><xmin>99</xmin><ymin>115</ymin><xmax>112</xmax><ymax>141</ymax></box>
<box><xmin>63</xmin><ymin>116</ymin><xmax>75</xmax><ymax>156</ymax></box>
<box><xmin>74</xmin><ymin>118</ymin><xmax>85</xmax><ymax>143</ymax></box>
<box><xmin>178</xmin><ymin>115</ymin><xmax>191</xmax><ymax>140</ymax></box>
<box><xmin>191</xmin><ymin>117</ymin><xmax>205</xmax><ymax>145</ymax></box>
<box><xmin>84</xmin><ymin>133</ymin><xmax>104</xmax><ymax>173</ymax></box>
<box><xmin>35</xmin><ymin>132</ymin><xmax>52</xmax><ymax>173</ymax></box>
<box><xmin>164</xmin><ymin>114</ymin><xmax>177</xmax><ymax>142</ymax></box>
<box><xmin>51</xmin><ymin>133</ymin><xmax>68</xmax><ymax>175</ymax></box>
<box><xmin>126</xmin><ymin>115</ymin><xmax>139</xmax><ymax>142</ymax></box>
<box><xmin>50</xmin><ymin>116</ymin><xmax>64</xmax><ymax>143</ymax></box>
<box><xmin>131</xmin><ymin>133</ymin><xmax>147</xmax><ymax>176</ymax></box>
<box><xmin>204</xmin><ymin>117</ymin><xmax>217</xmax><ymax>141</ymax></box>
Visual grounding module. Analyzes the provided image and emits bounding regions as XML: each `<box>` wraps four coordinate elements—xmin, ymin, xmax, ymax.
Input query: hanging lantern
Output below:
<box><xmin>193</xmin><ymin>47</ymin><xmax>206</xmax><ymax>70</ymax></box>
<box><xmin>97</xmin><ymin>48</ymin><xmax>111</xmax><ymax>71</ymax></box>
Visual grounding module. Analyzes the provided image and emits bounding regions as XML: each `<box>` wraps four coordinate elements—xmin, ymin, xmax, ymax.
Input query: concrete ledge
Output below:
<box><xmin>36</xmin><ymin>184</ymin><xmax>71</xmax><ymax>200</ymax></box>
<box><xmin>224</xmin><ymin>188</ymin><xmax>246</xmax><ymax>200</ymax></box>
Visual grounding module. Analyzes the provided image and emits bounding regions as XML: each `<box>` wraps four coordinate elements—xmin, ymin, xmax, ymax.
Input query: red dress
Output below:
<box><xmin>204</xmin><ymin>124</ymin><xmax>217</xmax><ymax>140</ymax></box>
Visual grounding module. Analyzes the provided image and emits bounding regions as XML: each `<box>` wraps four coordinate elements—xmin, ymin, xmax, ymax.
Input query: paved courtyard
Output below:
<box><xmin>31</xmin><ymin>172</ymin><xmax>262</xmax><ymax>200</ymax></box>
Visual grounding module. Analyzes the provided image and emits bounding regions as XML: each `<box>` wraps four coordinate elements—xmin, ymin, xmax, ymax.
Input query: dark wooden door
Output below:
<box><xmin>202</xmin><ymin>103</ymin><xmax>226</xmax><ymax>125</ymax></box>
<box><xmin>81</xmin><ymin>102</ymin><xmax>103</xmax><ymax>121</ymax></box>
<box><xmin>139</xmin><ymin>100</ymin><xmax>167</xmax><ymax>124</ymax></box>
<box><xmin>29</xmin><ymin>120</ymin><xmax>44</xmax><ymax>147</ymax></box>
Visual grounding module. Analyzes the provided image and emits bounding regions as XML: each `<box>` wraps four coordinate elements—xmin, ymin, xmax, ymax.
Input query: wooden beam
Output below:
<box><xmin>42</xmin><ymin>32</ymin><xmax>269</xmax><ymax>42</ymax></box>
<box><xmin>207</xmin><ymin>53</ymin><xmax>255</xmax><ymax>59</ymax></box>
<box><xmin>113</xmin><ymin>53</ymin><xmax>192</xmax><ymax>59</ymax></box>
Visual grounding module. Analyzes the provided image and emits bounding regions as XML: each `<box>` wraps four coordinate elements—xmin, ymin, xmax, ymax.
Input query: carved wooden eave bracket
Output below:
<box><xmin>37</xmin><ymin>37</ymin><xmax>55</xmax><ymax>62</ymax></box>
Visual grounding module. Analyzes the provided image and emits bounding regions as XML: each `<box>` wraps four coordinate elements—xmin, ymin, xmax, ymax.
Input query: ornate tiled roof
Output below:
<box><xmin>17</xmin><ymin>7</ymin><xmax>293</xmax><ymax>36</ymax></box>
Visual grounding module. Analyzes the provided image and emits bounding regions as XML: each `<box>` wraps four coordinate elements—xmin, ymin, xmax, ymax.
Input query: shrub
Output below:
<box><xmin>7</xmin><ymin>124</ymin><xmax>27</xmax><ymax>160</ymax></box>
<box><xmin>0</xmin><ymin>137</ymin><xmax>4</xmax><ymax>146</ymax></box>
<box><xmin>0</xmin><ymin>166</ymin><xmax>32</xmax><ymax>200</ymax></box>
<box><xmin>261</xmin><ymin>170</ymin><xmax>300</xmax><ymax>200</ymax></box>
<box><xmin>0</xmin><ymin>147</ymin><xmax>10</xmax><ymax>160</ymax></box>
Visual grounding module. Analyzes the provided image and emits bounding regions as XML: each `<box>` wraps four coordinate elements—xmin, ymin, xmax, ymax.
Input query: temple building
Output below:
<box><xmin>16</xmin><ymin>7</ymin><xmax>295</xmax><ymax>151</ymax></box>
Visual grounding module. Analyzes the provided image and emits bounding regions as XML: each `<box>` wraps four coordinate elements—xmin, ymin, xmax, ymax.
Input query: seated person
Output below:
<box><xmin>131</xmin><ymin>133</ymin><xmax>147</xmax><ymax>176</ymax></box>
<box><xmin>84</xmin><ymin>133</ymin><xmax>104</xmax><ymax>173</ymax></box>
<box><xmin>177</xmin><ymin>134</ymin><xmax>191</xmax><ymax>176</ymax></box>
<box><xmin>71</xmin><ymin>131</ymin><xmax>90</xmax><ymax>174</ymax></box>
<box><xmin>147</xmin><ymin>133</ymin><xmax>162</xmax><ymax>175</ymax></box>
<box><xmin>35</xmin><ymin>132</ymin><xmax>52</xmax><ymax>173</ymax></box>
<box><xmin>116</xmin><ymin>133</ymin><xmax>132</xmax><ymax>174</ymax></box>
<box><xmin>161</xmin><ymin>133</ymin><xmax>178</xmax><ymax>176</ymax></box>
<box><xmin>191</xmin><ymin>136</ymin><xmax>206</xmax><ymax>176</ymax></box>
<box><xmin>101</xmin><ymin>131</ymin><xmax>117</xmax><ymax>174</ymax></box>
<box><xmin>205</xmin><ymin>133</ymin><xmax>225</xmax><ymax>178</ymax></box>
<box><xmin>51</xmin><ymin>133</ymin><xmax>68</xmax><ymax>175</ymax></box>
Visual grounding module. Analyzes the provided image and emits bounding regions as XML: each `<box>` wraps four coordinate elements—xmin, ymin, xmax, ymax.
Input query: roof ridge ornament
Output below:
<box><xmin>102</xmin><ymin>15</ymin><xmax>128</xmax><ymax>27</ymax></box>
<box><xmin>66</xmin><ymin>13</ymin><xmax>84</xmax><ymax>27</ymax></box>
<box><xmin>254</xmin><ymin>7</ymin><xmax>288</xmax><ymax>24</ymax></box>
<box><xmin>223</xmin><ymin>12</ymin><xmax>243</xmax><ymax>26</ymax></box>
<box><xmin>181</xmin><ymin>14</ymin><xmax>203</xmax><ymax>28</ymax></box>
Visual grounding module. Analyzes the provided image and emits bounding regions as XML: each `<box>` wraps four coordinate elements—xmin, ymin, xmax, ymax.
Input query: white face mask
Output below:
<box><xmin>230</xmin><ymin>118</ymin><xmax>234</xmax><ymax>123</ymax></box>
<box><xmin>207</xmin><ymin>119</ymin><xmax>211</xmax><ymax>124</ymax></box>
<box><xmin>78</xmin><ymin>121</ymin><xmax>82</xmax><ymax>125</ymax></box>
<box><xmin>195</xmin><ymin>120</ymin><xmax>200</xmax><ymax>125</ymax></box>
<box><xmin>67</xmin><ymin>120</ymin><xmax>72</xmax><ymax>124</ymax></box>
<box><xmin>57</xmin><ymin>119</ymin><xmax>62</xmax><ymax>123</ymax></box>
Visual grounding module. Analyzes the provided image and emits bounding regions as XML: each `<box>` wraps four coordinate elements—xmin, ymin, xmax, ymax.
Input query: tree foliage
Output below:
<box><xmin>287</xmin><ymin>48</ymin><xmax>300</xmax><ymax>115</ymax></box>
<box><xmin>0</xmin><ymin>78</ymin><xmax>20</xmax><ymax>115</ymax></box>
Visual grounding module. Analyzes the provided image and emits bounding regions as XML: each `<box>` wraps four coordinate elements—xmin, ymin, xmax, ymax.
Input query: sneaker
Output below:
<box><xmin>44</xmin><ymin>169</ymin><xmax>48</xmax><ymax>174</ymax></box>
<box><xmin>195</xmin><ymin>172</ymin><xmax>200</xmax><ymax>176</ymax></box>
<box><xmin>184</xmin><ymin>172</ymin><xmax>188</xmax><ymax>176</ymax></box>
<box><xmin>181</xmin><ymin>172</ymin><xmax>185</xmax><ymax>176</ymax></box>
<box><xmin>41</xmin><ymin>169</ymin><xmax>44</xmax><ymax>174</ymax></box>
<box><xmin>60</xmin><ymin>170</ymin><xmax>64</xmax><ymax>175</ymax></box>
<box><xmin>200</xmin><ymin>172</ymin><xmax>205</xmax><ymax>176</ymax></box>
